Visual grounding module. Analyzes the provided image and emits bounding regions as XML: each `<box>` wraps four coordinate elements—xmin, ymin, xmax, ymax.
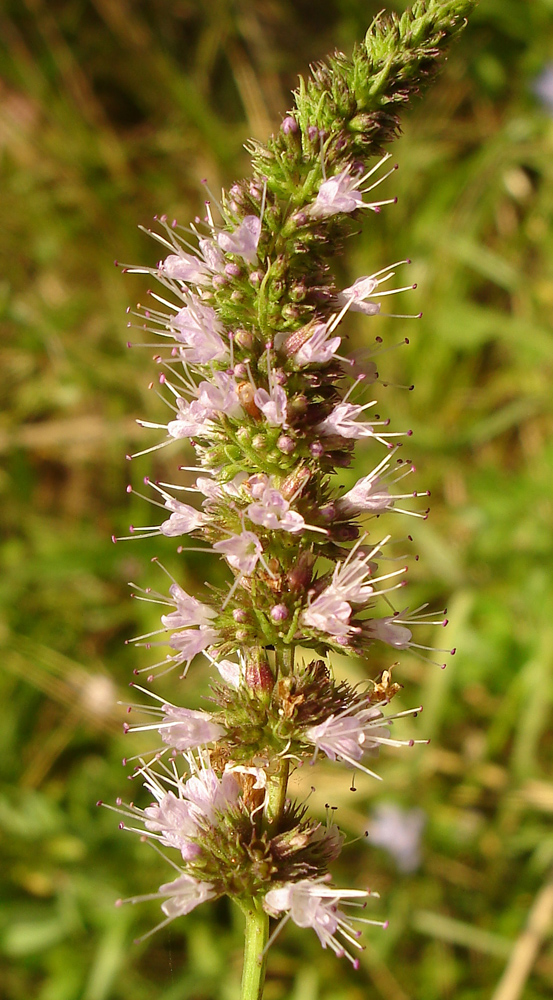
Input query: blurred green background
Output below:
<box><xmin>1</xmin><ymin>1</ymin><xmax>553</xmax><ymax>998</ymax></box>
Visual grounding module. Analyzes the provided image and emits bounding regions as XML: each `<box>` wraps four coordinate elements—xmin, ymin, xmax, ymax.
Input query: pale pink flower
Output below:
<box><xmin>309</xmin><ymin>156</ymin><xmax>396</xmax><ymax>220</ymax></box>
<box><xmin>310</xmin><ymin>171</ymin><xmax>365</xmax><ymax>218</ymax></box>
<box><xmin>217</xmin><ymin>216</ymin><xmax>261</xmax><ymax>264</ymax></box>
<box><xmin>304</xmin><ymin>706</ymin><xmax>391</xmax><ymax>773</ymax></box>
<box><xmin>328</xmin><ymin>555</ymin><xmax>375</xmax><ymax>604</ymax></box>
<box><xmin>337</xmin><ymin>457</ymin><xmax>393</xmax><ymax>515</ymax></box>
<box><xmin>263</xmin><ymin>879</ymin><xmax>375</xmax><ymax>967</ymax></box>
<box><xmin>158</xmin><ymin>705</ymin><xmax>225</xmax><ymax>751</ymax></box>
<box><xmin>167</xmin><ymin>374</ymin><xmax>240</xmax><ymax>440</ymax></box>
<box><xmin>317</xmin><ymin>402</ymin><xmax>375</xmax><ymax>439</ymax></box>
<box><xmin>253</xmin><ymin>385</ymin><xmax>288</xmax><ymax>426</ymax></box>
<box><xmin>143</xmin><ymin>768</ymin><xmax>239</xmax><ymax>859</ymax></box>
<box><xmin>196</xmin><ymin>372</ymin><xmax>241</xmax><ymax>419</ymax></box>
<box><xmin>365</xmin><ymin>615</ymin><xmax>412</xmax><ymax>649</ymax></box>
<box><xmin>159</xmin><ymin>874</ymin><xmax>216</xmax><ymax>918</ymax></box>
<box><xmin>167</xmin><ymin>398</ymin><xmax>213</xmax><ymax>439</ymax></box>
<box><xmin>301</xmin><ymin>548</ymin><xmax>384</xmax><ymax>637</ymax></box>
<box><xmin>161</xmin><ymin>584</ymin><xmax>216</xmax><ymax>630</ymax></box>
<box><xmin>248</xmin><ymin>485</ymin><xmax>305</xmax><ymax>533</ymax></box>
<box><xmin>122</xmin><ymin>687</ymin><xmax>223</xmax><ymax>751</ymax></box>
<box><xmin>183</xmin><ymin>769</ymin><xmax>240</xmax><ymax>824</ymax></box>
<box><xmin>160</xmin><ymin>252</ymin><xmax>212</xmax><ymax>285</ymax></box>
<box><xmin>336</xmin><ymin>275</ymin><xmax>381</xmax><ymax>316</ymax></box>
<box><xmin>195</xmin><ymin>476</ymin><xmax>223</xmax><ymax>501</ymax></box>
<box><xmin>171</xmin><ymin>295</ymin><xmax>228</xmax><ymax>363</ymax></box>
<box><xmin>293</xmin><ymin>323</ymin><xmax>342</xmax><ymax>365</ymax></box>
<box><xmin>160</xmin><ymin>500</ymin><xmax>207</xmax><ymax>537</ymax></box>
<box><xmin>213</xmin><ymin>530</ymin><xmax>263</xmax><ymax>575</ymax></box>
<box><xmin>301</xmin><ymin>592</ymin><xmax>353</xmax><ymax>637</ymax></box>
<box><xmin>160</xmin><ymin>236</ymin><xmax>223</xmax><ymax>284</ymax></box>
<box><xmin>198</xmin><ymin>238</ymin><xmax>225</xmax><ymax>272</ymax></box>
<box><xmin>144</xmin><ymin>790</ymin><xmax>201</xmax><ymax>858</ymax></box>
<box><xmin>168</xmin><ymin>626</ymin><xmax>220</xmax><ymax>663</ymax></box>
<box><xmin>211</xmin><ymin>657</ymin><xmax>243</xmax><ymax>688</ymax></box>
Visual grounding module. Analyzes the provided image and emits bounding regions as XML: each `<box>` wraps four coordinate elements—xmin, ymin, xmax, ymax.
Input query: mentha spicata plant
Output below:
<box><xmin>104</xmin><ymin>3</ymin><xmax>475</xmax><ymax>997</ymax></box>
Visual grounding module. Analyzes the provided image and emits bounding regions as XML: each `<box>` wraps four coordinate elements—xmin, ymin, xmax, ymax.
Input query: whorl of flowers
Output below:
<box><xmin>105</xmin><ymin>1</ymin><xmax>474</xmax><ymax>988</ymax></box>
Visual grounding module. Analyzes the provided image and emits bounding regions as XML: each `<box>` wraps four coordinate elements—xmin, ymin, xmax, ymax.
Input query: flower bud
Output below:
<box><xmin>245</xmin><ymin>650</ymin><xmax>274</xmax><ymax>697</ymax></box>
<box><xmin>234</xmin><ymin>329</ymin><xmax>254</xmax><ymax>350</ymax></box>
<box><xmin>281</xmin><ymin>465</ymin><xmax>310</xmax><ymax>500</ymax></box>
<box><xmin>319</xmin><ymin>503</ymin><xmax>337</xmax><ymax>522</ymax></box>
<box><xmin>225</xmin><ymin>263</ymin><xmax>241</xmax><ymax>278</ymax></box>
<box><xmin>331</xmin><ymin>523</ymin><xmax>360</xmax><ymax>542</ymax></box>
<box><xmin>289</xmin><ymin>280</ymin><xmax>308</xmax><ymax>303</ymax></box>
<box><xmin>287</xmin><ymin>551</ymin><xmax>314</xmax><ymax>591</ymax></box>
<box><xmin>271</xmin><ymin>604</ymin><xmax>289</xmax><ymax>622</ymax></box>
<box><xmin>277</xmin><ymin>435</ymin><xmax>295</xmax><ymax>454</ymax></box>
<box><xmin>282</xmin><ymin>115</ymin><xmax>298</xmax><ymax>134</ymax></box>
<box><xmin>287</xmin><ymin>395</ymin><xmax>308</xmax><ymax>419</ymax></box>
<box><xmin>281</xmin><ymin>303</ymin><xmax>301</xmax><ymax>321</ymax></box>
<box><xmin>236</xmin><ymin>426</ymin><xmax>250</xmax><ymax>444</ymax></box>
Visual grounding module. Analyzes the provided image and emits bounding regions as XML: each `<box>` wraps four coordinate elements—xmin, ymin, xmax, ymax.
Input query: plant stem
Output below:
<box><xmin>240</xmin><ymin>902</ymin><xmax>270</xmax><ymax>1000</ymax></box>
<box><xmin>264</xmin><ymin>757</ymin><xmax>290</xmax><ymax>825</ymax></box>
<box><xmin>263</xmin><ymin>644</ymin><xmax>293</xmax><ymax>825</ymax></box>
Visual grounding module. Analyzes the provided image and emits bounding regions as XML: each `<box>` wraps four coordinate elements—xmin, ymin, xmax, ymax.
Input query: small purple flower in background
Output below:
<box><xmin>533</xmin><ymin>64</ymin><xmax>553</xmax><ymax>115</ymax></box>
<box><xmin>366</xmin><ymin>803</ymin><xmax>426</xmax><ymax>872</ymax></box>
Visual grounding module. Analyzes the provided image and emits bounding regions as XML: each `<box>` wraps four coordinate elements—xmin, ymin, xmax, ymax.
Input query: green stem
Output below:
<box><xmin>240</xmin><ymin>644</ymin><xmax>294</xmax><ymax>996</ymax></box>
<box><xmin>264</xmin><ymin>757</ymin><xmax>290</xmax><ymax>825</ymax></box>
<box><xmin>240</xmin><ymin>902</ymin><xmax>269</xmax><ymax>1000</ymax></box>
<box><xmin>263</xmin><ymin>644</ymin><xmax>294</xmax><ymax>824</ymax></box>
<box><xmin>276</xmin><ymin>643</ymin><xmax>295</xmax><ymax>677</ymax></box>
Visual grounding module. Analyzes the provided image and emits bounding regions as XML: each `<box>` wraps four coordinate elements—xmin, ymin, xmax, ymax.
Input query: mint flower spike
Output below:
<box><xmin>254</xmin><ymin>0</ymin><xmax>477</xmax><ymax>196</ymax></box>
<box><xmin>111</xmin><ymin>3</ymin><xmax>475</xmax><ymax>992</ymax></box>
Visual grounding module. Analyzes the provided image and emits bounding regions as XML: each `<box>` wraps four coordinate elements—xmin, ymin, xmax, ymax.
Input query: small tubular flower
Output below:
<box><xmin>247</xmin><ymin>485</ymin><xmax>305</xmax><ymax>533</ymax></box>
<box><xmin>301</xmin><ymin>592</ymin><xmax>353</xmax><ymax>637</ymax></box>
<box><xmin>213</xmin><ymin>530</ymin><xmax>263</xmax><ymax>575</ymax></box>
<box><xmin>253</xmin><ymin>385</ymin><xmax>288</xmax><ymax>426</ymax></box>
<box><xmin>160</xmin><ymin>500</ymin><xmax>207</xmax><ymax>537</ymax></box>
<box><xmin>158</xmin><ymin>705</ymin><xmax>225</xmax><ymax>750</ymax></box>
<box><xmin>309</xmin><ymin>172</ymin><xmax>366</xmax><ymax>218</ymax></box>
<box><xmin>158</xmin><ymin>874</ymin><xmax>217</xmax><ymax>918</ymax></box>
<box><xmin>263</xmin><ymin>879</ymin><xmax>379</xmax><ymax>968</ymax></box>
<box><xmin>292</xmin><ymin>322</ymin><xmax>342</xmax><ymax>365</ymax></box>
<box><xmin>317</xmin><ymin>402</ymin><xmax>377</xmax><ymax>439</ymax></box>
<box><xmin>303</xmin><ymin>698</ymin><xmax>423</xmax><ymax>775</ymax></box>
<box><xmin>161</xmin><ymin>584</ymin><xmax>217</xmax><ymax>630</ymax></box>
<box><xmin>171</xmin><ymin>295</ymin><xmax>228</xmax><ymax>363</ymax></box>
<box><xmin>217</xmin><ymin>215</ymin><xmax>261</xmax><ymax>264</ymax></box>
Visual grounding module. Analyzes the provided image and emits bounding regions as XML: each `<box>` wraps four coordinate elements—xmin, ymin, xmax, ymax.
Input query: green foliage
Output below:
<box><xmin>1</xmin><ymin>1</ymin><xmax>553</xmax><ymax>998</ymax></box>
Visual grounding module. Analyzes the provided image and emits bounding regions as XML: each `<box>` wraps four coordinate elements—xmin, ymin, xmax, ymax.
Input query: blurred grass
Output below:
<box><xmin>1</xmin><ymin>1</ymin><xmax>553</xmax><ymax>998</ymax></box>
